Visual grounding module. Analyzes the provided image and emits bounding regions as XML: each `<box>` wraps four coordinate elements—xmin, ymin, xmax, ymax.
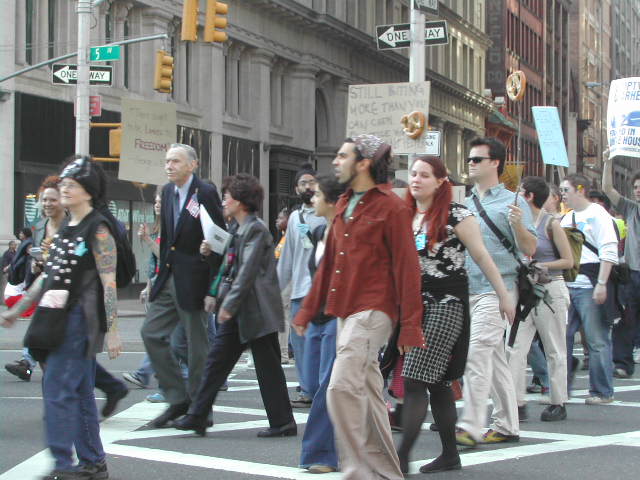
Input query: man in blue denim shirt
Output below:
<box><xmin>456</xmin><ymin>137</ymin><xmax>537</xmax><ymax>447</ymax></box>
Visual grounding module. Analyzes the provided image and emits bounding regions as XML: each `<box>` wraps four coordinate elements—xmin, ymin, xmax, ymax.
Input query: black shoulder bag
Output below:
<box><xmin>472</xmin><ymin>196</ymin><xmax>552</xmax><ymax>347</ymax></box>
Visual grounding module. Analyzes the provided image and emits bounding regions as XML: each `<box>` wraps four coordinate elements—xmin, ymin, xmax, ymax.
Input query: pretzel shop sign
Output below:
<box><xmin>346</xmin><ymin>81</ymin><xmax>431</xmax><ymax>155</ymax></box>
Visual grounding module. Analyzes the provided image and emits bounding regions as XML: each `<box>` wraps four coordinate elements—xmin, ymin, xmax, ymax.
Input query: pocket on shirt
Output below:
<box><xmin>353</xmin><ymin>216</ymin><xmax>385</xmax><ymax>245</ymax></box>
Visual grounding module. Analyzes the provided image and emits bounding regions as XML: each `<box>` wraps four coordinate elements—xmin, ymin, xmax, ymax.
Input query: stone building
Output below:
<box><xmin>0</xmin><ymin>0</ymin><xmax>493</xmax><ymax>286</ymax></box>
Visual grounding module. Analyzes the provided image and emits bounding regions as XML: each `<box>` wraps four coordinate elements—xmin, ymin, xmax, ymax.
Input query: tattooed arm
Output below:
<box><xmin>93</xmin><ymin>223</ymin><xmax>122</xmax><ymax>359</ymax></box>
<box><xmin>0</xmin><ymin>275</ymin><xmax>45</xmax><ymax>327</ymax></box>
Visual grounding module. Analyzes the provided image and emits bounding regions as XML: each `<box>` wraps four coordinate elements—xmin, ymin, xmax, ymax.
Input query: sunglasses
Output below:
<box><xmin>467</xmin><ymin>156</ymin><xmax>492</xmax><ymax>164</ymax></box>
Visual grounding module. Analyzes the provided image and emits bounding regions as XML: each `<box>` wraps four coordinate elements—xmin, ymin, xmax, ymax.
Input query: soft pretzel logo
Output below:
<box><xmin>506</xmin><ymin>71</ymin><xmax>527</xmax><ymax>101</ymax></box>
<box><xmin>400</xmin><ymin>111</ymin><xmax>426</xmax><ymax>139</ymax></box>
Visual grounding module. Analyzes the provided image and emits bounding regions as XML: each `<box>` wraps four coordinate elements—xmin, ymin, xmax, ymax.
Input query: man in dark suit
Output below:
<box><xmin>142</xmin><ymin>143</ymin><xmax>225</xmax><ymax>427</ymax></box>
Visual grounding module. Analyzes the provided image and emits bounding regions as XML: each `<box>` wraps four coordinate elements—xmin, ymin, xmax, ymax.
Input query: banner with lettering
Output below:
<box><xmin>119</xmin><ymin>98</ymin><xmax>177</xmax><ymax>185</ymax></box>
<box><xmin>607</xmin><ymin>77</ymin><xmax>640</xmax><ymax>159</ymax></box>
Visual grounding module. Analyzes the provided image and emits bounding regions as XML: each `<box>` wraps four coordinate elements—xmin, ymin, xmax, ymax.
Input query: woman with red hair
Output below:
<box><xmin>396</xmin><ymin>157</ymin><xmax>514</xmax><ymax>474</ymax></box>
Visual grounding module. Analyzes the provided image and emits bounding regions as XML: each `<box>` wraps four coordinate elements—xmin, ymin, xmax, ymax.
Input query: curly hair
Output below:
<box><xmin>227</xmin><ymin>174</ymin><xmax>264</xmax><ymax>213</ymax></box>
<box><xmin>38</xmin><ymin>175</ymin><xmax>61</xmax><ymax>193</ymax></box>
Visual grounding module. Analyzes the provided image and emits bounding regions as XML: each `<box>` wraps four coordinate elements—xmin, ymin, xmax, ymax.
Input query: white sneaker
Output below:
<box><xmin>585</xmin><ymin>396</ymin><xmax>614</xmax><ymax>405</ymax></box>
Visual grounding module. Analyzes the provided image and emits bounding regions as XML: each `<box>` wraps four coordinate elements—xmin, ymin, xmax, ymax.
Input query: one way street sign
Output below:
<box><xmin>51</xmin><ymin>64</ymin><xmax>113</xmax><ymax>86</ymax></box>
<box><xmin>376</xmin><ymin>20</ymin><xmax>449</xmax><ymax>50</ymax></box>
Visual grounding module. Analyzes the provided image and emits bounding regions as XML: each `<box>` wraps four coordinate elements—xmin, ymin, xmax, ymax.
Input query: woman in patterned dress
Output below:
<box><xmin>396</xmin><ymin>156</ymin><xmax>515</xmax><ymax>474</ymax></box>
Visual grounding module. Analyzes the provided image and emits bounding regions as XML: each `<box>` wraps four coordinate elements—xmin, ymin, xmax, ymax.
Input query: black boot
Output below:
<box><xmin>174</xmin><ymin>413</ymin><xmax>209</xmax><ymax>437</ymax></box>
<box><xmin>150</xmin><ymin>402</ymin><xmax>190</xmax><ymax>428</ymax></box>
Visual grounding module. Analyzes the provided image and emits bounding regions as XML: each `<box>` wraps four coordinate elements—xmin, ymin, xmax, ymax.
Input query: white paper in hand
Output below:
<box><xmin>200</xmin><ymin>206</ymin><xmax>230</xmax><ymax>255</ymax></box>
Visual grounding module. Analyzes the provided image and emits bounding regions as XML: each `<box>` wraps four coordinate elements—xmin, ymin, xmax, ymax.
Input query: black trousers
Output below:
<box><xmin>190</xmin><ymin>318</ymin><xmax>294</xmax><ymax>428</ymax></box>
<box><xmin>95</xmin><ymin>362</ymin><xmax>127</xmax><ymax>394</ymax></box>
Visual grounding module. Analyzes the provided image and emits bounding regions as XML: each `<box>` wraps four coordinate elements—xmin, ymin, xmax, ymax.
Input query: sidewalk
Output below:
<box><xmin>0</xmin><ymin>298</ymin><xmax>147</xmax><ymax>352</ymax></box>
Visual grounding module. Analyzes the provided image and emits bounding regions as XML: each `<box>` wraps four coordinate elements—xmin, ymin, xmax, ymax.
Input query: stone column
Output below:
<box><xmin>250</xmin><ymin>49</ymin><xmax>276</xmax><ymax>221</ymax></box>
<box><xmin>1</xmin><ymin>0</ymin><xmax>17</xmax><ymax>247</ymax></box>
<box><xmin>444</xmin><ymin>123</ymin><xmax>463</xmax><ymax>178</ymax></box>
<box><xmin>289</xmin><ymin>63</ymin><xmax>319</xmax><ymax>153</ymax></box>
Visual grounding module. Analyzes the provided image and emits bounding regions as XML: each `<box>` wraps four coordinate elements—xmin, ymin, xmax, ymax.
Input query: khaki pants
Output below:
<box><xmin>327</xmin><ymin>310</ymin><xmax>403</xmax><ymax>480</ymax></box>
<box><xmin>279</xmin><ymin>283</ymin><xmax>292</xmax><ymax>362</ymax></box>
<box><xmin>507</xmin><ymin>279</ymin><xmax>570</xmax><ymax>406</ymax></box>
<box><xmin>458</xmin><ymin>291</ymin><xmax>519</xmax><ymax>441</ymax></box>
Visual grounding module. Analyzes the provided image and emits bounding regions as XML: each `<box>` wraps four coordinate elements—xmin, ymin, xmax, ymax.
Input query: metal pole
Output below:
<box><xmin>0</xmin><ymin>34</ymin><xmax>169</xmax><ymax>84</ymax></box>
<box><xmin>409</xmin><ymin>2</ymin><xmax>426</xmax><ymax>83</ymax></box>
<box><xmin>75</xmin><ymin>0</ymin><xmax>92</xmax><ymax>156</ymax></box>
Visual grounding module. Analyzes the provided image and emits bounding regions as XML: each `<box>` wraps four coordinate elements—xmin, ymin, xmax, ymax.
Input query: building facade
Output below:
<box><xmin>0</xmin><ymin>0</ymin><xmax>493</xmax><ymax>287</ymax></box>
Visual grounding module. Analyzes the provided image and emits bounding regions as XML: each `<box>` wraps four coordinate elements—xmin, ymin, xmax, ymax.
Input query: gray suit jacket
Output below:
<box><xmin>221</xmin><ymin>214</ymin><xmax>285</xmax><ymax>344</ymax></box>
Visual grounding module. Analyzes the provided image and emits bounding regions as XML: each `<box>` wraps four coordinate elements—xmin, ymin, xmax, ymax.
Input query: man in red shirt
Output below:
<box><xmin>294</xmin><ymin>134</ymin><xmax>424</xmax><ymax>480</ymax></box>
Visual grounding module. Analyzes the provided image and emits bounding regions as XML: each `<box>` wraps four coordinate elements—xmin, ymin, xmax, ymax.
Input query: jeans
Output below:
<box><xmin>300</xmin><ymin>319</ymin><xmax>338</xmax><ymax>469</ymax></box>
<box><xmin>21</xmin><ymin>347</ymin><xmax>37</xmax><ymax>368</ymax></box>
<box><xmin>135</xmin><ymin>355</ymin><xmax>155</xmax><ymax>386</ymax></box>
<box><xmin>43</xmin><ymin>305</ymin><xmax>104</xmax><ymax>471</ymax></box>
<box><xmin>290</xmin><ymin>298</ymin><xmax>308</xmax><ymax>397</ymax></box>
<box><xmin>528</xmin><ymin>339</ymin><xmax>549</xmax><ymax>389</ymax></box>
<box><xmin>567</xmin><ymin>287</ymin><xmax>614</xmax><ymax>398</ymax></box>
<box><xmin>613</xmin><ymin>270</ymin><xmax>640</xmax><ymax>375</ymax></box>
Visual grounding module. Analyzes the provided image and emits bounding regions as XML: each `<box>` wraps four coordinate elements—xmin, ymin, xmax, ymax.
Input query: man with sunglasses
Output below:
<box><xmin>456</xmin><ymin>137</ymin><xmax>537</xmax><ymax>447</ymax></box>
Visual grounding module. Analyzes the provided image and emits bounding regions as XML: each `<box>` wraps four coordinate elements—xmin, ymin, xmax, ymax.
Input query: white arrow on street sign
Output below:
<box><xmin>53</xmin><ymin>65</ymin><xmax>73</xmax><ymax>83</ymax></box>
<box><xmin>376</xmin><ymin>23</ymin><xmax>411</xmax><ymax>50</ymax></box>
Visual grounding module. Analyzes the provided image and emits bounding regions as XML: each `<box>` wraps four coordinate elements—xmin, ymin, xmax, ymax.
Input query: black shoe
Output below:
<box><xmin>419</xmin><ymin>455</ymin><xmax>462</xmax><ymax>474</ymax></box>
<box><xmin>5</xmin><ymin>359</ymin><xmax>33</xmax><ymax>381</ymax></box>
<box><xmin>429</xmin><ymin>422</ymin><xmax>439</xmax><ymax>432</ymax></box>
<box><xmin>257</xmin><ymin>420</ymin><xmax>297</xmax><ymax>438</ymax></box>
<box><xmin>174</xmin><ymin>413</ymin><xmax>209</xmax><ymax>437</ymax></box>
<box><xmin>398</xmin><ymin>452</ymin><xmax>409</xmax><ymax>474</ymax></box>
<box><xmin>77</xmin><ymin>461</ymin><xmax>108</xmax><ymax>479</ymax></box>
<box><xmin>541</xmin><ymin>404</ymin><xmax>567</xmax><ymax>422</ymax></box>
<box><xmin>102</xmin><ymin>388</ymin><xmax>128</xmax><ymax>418</ymax></box>
<box><xmin>518</xmin><ymin>405</ymin><xmax>528</xmax><ymax>422</ymax></box>
<box><xmin>219</xmin><ymin>383</ymin><xmax>229</xmax><ymax>391</ymax></box>
<box><xmin>150</xmin><ymin>401</ymin><xmax>190</xmax><ymax>428</ymax></box>
<box><xmin>41</xmin><ymin>470</ymin><xmax>88</xmax><ymax>480</ymax></box>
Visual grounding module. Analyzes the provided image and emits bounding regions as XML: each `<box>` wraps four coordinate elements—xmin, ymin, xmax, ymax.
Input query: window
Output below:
<box><xmin>25</xmin><ymin>0</ymin><xmax>35</xmax><ymax>64</ymax></box>
<box><xmin>48</xmin><ymin>0</ymin><xmax>56</xmax><ymax>60</ymax></box>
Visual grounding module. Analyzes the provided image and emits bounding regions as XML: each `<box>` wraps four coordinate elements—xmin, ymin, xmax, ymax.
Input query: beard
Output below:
<box><xmin>299</xmin><ymin>189</ymin><xmax>314</xmax><ymax>205</ymax></box>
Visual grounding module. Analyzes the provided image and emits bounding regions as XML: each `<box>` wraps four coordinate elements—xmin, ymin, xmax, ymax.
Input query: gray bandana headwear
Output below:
<box><xmin>351</xmin><ymin>134</ymin><xmax>389</xmax><ymax>160</ymax></box>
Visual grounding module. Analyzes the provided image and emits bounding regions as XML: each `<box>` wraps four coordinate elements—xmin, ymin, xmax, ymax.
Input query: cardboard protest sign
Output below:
<box><xmin>347</xmin><ymin>82</ymin><xmax>431</xmax><ymax>154</ymax></box>
<box><xmin>119</xmin><ymin>98</ymin><xmax>177</xmax><ymax>185</ymax></box>
<box><xmin>532</xmin><ymin>106</ymin><xmax>569</xmax><ymax>167</ymax></box>
<box><xmin>607</xmin><ymin>77</ymin><xmax>640</xmax><ymax>159</ymax></box>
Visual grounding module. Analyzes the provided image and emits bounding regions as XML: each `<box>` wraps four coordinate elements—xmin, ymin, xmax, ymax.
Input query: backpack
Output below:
<box><xmin>547</xmin><ymin>214</ymin><xmax>584</xmax><ymax>283</ymax></box>
<box><xmin>96</xmin><ymin>206</ymin><xmax>137</xmax><ymax>288</ymax></box>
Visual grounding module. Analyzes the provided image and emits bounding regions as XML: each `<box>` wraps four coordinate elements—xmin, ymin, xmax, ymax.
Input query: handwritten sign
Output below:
<box><xmin>607</xmin><ymin>77</ymin><xmax>640</xmax><ymax>159</ymax></box>
<box><xmin>347</xmin><ymin>81</ymin><xmax>431</xmax><ymax>155</ymax></box>
<box><xmin>531</xmin><ymin>106</ymin><xmax>569</xmax><ymax>167</ymax></box>
<box><xmin>119</xmin><ymin>98</ymin><xmax>176</xmax><ymax>185</ymax></box>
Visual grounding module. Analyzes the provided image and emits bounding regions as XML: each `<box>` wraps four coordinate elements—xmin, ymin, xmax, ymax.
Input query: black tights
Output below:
<box><xmin>397</xmin><ymin>378</ymin><xmax>459</xmax><ymax>468</ymax></box>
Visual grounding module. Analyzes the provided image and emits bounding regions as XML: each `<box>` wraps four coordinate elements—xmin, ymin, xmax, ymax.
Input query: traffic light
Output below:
<box><xmin>109</xmin><ymin>127</ymin><xmax>121</xmax><ymax>157</ymax></box>
<box><xmin>181</xmin><ymin>0</ymin><xmax>199</xmax><ymax>41</ymax></box>
<box><xmin>204</xmin><ymin>1</ymin><xmax>228</xmax><ymax>43</ymax></box>
<box><xmin>154</xmin><ymin>50</ymin><xmax>174</xmax><ymax>94</ymax></box>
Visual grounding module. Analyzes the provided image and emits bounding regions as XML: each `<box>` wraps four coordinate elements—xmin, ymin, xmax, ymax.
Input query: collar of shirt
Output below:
<box><xmin>174</xmin><ymin>174</ymin><xmax>194</xmax><ymax>210</ymax></box>
<box><xmin>337</xmin><ymin>183</ymin><xmax>394</xmax><ymax>215</ymax></box>
<box><xmin>471</xmin><ymin>182</ymin><xmax>505</xmax><ymax>199</ymax></box>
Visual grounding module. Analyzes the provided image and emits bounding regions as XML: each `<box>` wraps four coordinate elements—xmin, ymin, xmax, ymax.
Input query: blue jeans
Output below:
<box><xmin>300</xmin><ymin>319</ymin><xmax>338</xmax><ymax>469</ymax></box>
<box><xmin>135</xmin><ymin>354</ymin><xmax>155</xmax><ymax>386</ymax></box>
<box><xmin>21</xmin><ymin>347</ymin><xmax>37</xmax><ymax>368</ymax></box>
<box><xmin>528</xmin><ymin>339</ymin><xmax>549</xmax><ymax>389</ymax></box>
<box><xmin>43</xmin><ymin>305</ymin><xmax>104</xmax><ymax>471</ymax></box>
<box><xmin>567</xmin><ymin>287</ymin><xmax>614</xmax><ymax>398</ymax></box>
<box><xmin>290</xmin><ymin>298</ymin><xmax>308</xmax><ymax>397</ymax></box>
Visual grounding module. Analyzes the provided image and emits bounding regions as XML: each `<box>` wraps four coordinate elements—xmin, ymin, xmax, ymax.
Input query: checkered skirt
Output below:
<box><xmin>402</xmin><ymin>294</ymin><xmax>465</xmax><ymax>384</ymax></box>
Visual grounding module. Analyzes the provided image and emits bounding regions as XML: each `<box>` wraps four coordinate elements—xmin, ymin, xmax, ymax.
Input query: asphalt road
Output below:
<box><xmin>1</xmin><ymin>314</ymin><xmax>640</xmax><ymax>479</ymax></box>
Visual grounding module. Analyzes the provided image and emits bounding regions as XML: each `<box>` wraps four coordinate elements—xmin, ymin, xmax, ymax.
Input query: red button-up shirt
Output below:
<box><xmin>294</xmin><ymin>184</ymin><xmax>424</xmax><ymax>348</ymax></box>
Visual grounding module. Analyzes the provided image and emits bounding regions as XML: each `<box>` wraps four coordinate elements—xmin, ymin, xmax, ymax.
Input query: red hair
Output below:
<box><xmin>405</xmin><ymin>156</ymin><xmax>452</xmax><ymax>251</ymax></box>
<box><xmin>38</xmin><ymin>175</ymin><xmax>61</xmax><ymax>194</ymax></box>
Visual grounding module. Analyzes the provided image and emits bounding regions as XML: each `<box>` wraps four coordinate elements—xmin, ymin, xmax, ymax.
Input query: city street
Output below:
<box><xmin>1</xmin><ymin>310</ymin><xmax>640</xmax><ymax>479</ymax></box>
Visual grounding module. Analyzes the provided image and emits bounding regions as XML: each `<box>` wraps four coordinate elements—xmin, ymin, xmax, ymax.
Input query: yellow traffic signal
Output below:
<box><xmin>109</xmin><ymin>127</ymin><xmax>121</xmax><ymax>157</ymax></box>
<box><xmin>181</xmin><ymin>0</ymin><xmax>199</xmax><ymax>41</ymax></box>
<box><xmin>204</xmin><ymin>1</ymin><xmax>228</xmax><ymax>43</ymax></box>
<box><xmin>154</xmin><ymin>50</ymin><xmax>174</xmax><ymax>94</ymax></box>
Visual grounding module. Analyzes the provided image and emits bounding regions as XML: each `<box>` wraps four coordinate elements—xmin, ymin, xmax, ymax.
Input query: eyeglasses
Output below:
<box><xmin>559</xmin><ymin>187</ymin><xmax>571</xmax><ymax>193</ymax></box>
<box><xmin>298</xmin><ymin>180</ymin><xmax>317</xmax><ymax>188</ymax></box>
<box><xmin>467</xmin><ymin>156</ymin><xmax>492</xmax><ymax>164</ymax></box>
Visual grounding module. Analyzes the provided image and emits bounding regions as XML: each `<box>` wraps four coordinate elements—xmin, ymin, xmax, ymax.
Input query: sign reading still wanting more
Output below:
<box><xmin>607</xmin><ymin>77</ymin><xmax>640</xmax><ymax>159</ymax></box>
<box><xmin>119</xmin><ymin>98</ymin><xmax>177</xmax><ymax>185</ymax></box>
<box><xmin>347</xmin><ymin>81</ymin><xmax>431</xmax><ymax>155</ymax></box>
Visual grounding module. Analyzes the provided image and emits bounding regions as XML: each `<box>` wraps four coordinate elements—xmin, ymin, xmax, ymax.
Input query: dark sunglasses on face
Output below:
<box><xmin>467</xmin><ymin>156</ymin><xmax>492</xmax><ymax>164</ymax></box>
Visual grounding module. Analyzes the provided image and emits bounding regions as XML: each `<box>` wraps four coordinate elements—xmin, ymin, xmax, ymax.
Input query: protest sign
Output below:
<box><xmin>347</xmin><ymin>81</ymin><xmax>430</xmax><ymax>154</ymax></box>
<box><xmin>607</xmin><ymin>77</ymin><xmax>640</xmax><ymax>159</ymax></box>
<box><xmin>119</xmin><ymin>98</ymin><xmax>176</xmax><ymax>185</ymax></box>
<box><xmin>531</xmin><ymin>106</ymin><xmax>569</xmax><ymax>167</ymax></box>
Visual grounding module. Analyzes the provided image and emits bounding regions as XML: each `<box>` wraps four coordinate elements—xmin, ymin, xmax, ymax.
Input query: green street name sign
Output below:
<box><xmin>90</xmin><ymin>45</ymin><xmax>121</xmax><ymax>62</ymax></box>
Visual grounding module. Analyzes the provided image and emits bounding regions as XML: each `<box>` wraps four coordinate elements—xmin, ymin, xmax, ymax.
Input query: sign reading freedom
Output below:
<box><xmin>119</xmin><ymin>98</ymin><xmax>177</xmax><ymax>185</ymax></box>
<box><xmin>346</xmin><ymin>81</ymin><xmax>431</xmax><ymax>155</ymax></box>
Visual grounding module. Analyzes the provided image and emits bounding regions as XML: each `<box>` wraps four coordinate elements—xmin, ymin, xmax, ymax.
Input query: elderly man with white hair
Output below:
<box><xmin>141</xmin><ymin>143</ymin><xmax>226</xmax><ymax>428</ymax></box>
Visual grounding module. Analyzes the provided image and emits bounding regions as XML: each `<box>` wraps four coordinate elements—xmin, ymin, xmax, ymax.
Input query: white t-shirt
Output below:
<box><xmin>561</xmin><ymin>203</ymin><xmax>619</xmax><ymax>288</ymax></box>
